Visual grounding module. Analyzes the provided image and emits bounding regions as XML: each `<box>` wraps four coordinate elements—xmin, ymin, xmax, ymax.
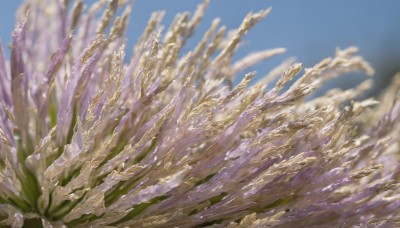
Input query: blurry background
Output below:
<box><xmin>1</xmin><ymin>0</ymin><xmax>400</xmax><ymax>97</ymax></box>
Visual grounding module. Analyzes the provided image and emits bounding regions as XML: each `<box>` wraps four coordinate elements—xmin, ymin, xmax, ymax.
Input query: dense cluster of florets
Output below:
<box><xmin>0</xmin><ymin>0</ymin><xmax>399</xmax><ymax>227</ymax></box>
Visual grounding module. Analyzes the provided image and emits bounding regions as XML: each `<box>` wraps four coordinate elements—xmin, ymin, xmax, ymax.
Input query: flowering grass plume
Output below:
<box><xmin>0</xmin><ymin>0</ymin><xmax>400</xmax><ymax>227</ymax></box>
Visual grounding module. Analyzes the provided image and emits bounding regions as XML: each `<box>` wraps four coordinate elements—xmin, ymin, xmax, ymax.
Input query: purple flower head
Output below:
<box><xmin>0</xmin><ymin>0</ymin><xmax>399</xmax><ymax>227</ymax></box>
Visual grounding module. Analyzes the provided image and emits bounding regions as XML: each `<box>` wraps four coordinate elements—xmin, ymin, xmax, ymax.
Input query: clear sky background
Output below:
<box><xmin>1</xmin><ymin>0</ymin><xmax>400</xmax><ymax>97</ymax></box>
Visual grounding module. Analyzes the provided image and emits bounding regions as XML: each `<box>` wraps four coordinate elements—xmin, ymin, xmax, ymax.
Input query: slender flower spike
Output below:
<box><xmin>1</xmin><ymin>0</ymin><xmax>400</xmax><ymax>227</ymax></box>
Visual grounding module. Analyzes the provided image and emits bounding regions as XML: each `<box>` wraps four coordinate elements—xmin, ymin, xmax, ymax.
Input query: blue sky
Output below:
<box><xmin>1</xmin><ymin>0</ymin><xmax>399</xmax><ymax>96</ymax></box>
